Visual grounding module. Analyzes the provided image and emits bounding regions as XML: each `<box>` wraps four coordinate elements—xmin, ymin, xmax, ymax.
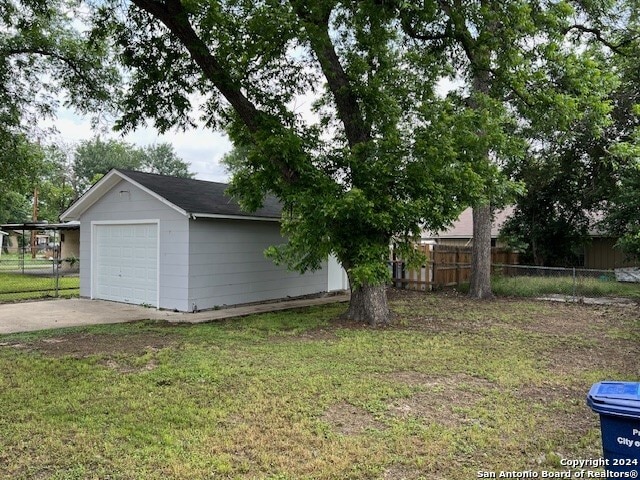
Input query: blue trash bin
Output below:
<box><xmin>587</xmin><ymin>381</ymin><xmax>640</xmax><ymax>474</ymax></box>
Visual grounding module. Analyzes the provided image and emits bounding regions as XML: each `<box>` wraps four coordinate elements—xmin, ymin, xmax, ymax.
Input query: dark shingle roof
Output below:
<box><xmin>119</xmin><ymin>170</ymin><xmax>282</xmax><ymax>219</ymax></box>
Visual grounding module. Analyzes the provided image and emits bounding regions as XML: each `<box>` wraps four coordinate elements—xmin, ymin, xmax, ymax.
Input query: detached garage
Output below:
<box><xmin>61</xmin><ymin>169</ymin><xmax>345</xmax><ymax>312</ymax></box>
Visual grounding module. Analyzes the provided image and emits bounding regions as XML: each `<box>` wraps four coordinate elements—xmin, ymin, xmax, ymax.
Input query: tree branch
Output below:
<box><xmin>437</xmin><ymin>0</ymin><xmax>477</xmax><ymax>64</ymax></box>
<box><xmin>130</xmin><ymin>0</ymin><xmax>261</xmax><ymax>133</ymax></box>
<box><xmin>2</xmin><ymin>46</ymin><xmax>104</xmax><ymax>97</ymax></box>
<box><xmin>563</xmin><ymin>24</ymin><xmax>635</xmax><ymax>56</ymax></box>
<box><xmin>130</xmin><ymin>0</ymin><xmax>302</xmax><ymax>183</ymax></box>
<box><xmin>401</xmin><ymin>16</ymin><xmax>453</xmax><ymax>43</ymax></box>
<box><xmin>290</xmin><ymin>2</ymin><xmax>371</xmax><ymax>148</ymax></box>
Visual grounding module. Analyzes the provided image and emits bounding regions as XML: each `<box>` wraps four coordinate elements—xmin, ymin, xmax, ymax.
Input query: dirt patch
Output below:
<box><xmin>514</xmin><ymin>383</ymin><xmax>589</xmax><ymax>409</ymax></box>
<box><xmin>321</xmin><ymin>402</ymin><xmax>386</xmax><ymax>435</ymax></box>
<box><xmin>547</xmin><ymin>337</ymin><xmax>640</xmax><ymax>377</ymax></box>
<box><xmin>385</xmin><ymin>373</ymin><xmax>495</xmax><ymax>428</ymax></box>
<box><xmin>26</xmin><ymin>332</ymin><xmax>179</xmax><ymax>358</ymax></box>
<box><xmin>512</xmin><ymin>302</ymin><xmax>639</xmax><ymax>338</ymax></box>
<box><xmin>0</xmin><ymin>342</ymin><xmax>29</xmax><ymax>350</ymax></box>
<box><xmin>514</xmin><ymin>382</ymin><xmax>601</xmax><ymax>446</ymax></box>
<box><xmin>387</xmin><ymin>288</ymin><xmax>640</xmax><ymax>339</ymax></box>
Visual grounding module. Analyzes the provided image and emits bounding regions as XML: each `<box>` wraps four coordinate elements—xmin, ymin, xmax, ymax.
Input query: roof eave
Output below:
<box><xmin>191</xmin><ymin>213</ymin><xmax>281</xmax><ymax>222</ymax></box>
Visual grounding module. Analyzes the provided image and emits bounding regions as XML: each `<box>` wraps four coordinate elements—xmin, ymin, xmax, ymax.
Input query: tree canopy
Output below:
<box><xmin>501</xmin><ymin>0</ymin><xmax>640</xmax><ymax>265</ymax></box>
<box><xmin>3</xmin><ymin>0</ymin><xmax>639</xmax><ymax>323</ymax></box>
<box><xmin>74</xmin><ymin>137</ymin><xmax>194</xmax><ymax>190</ymax></box>
<box><xmin>0</xmin><ymin>0</ymin><xmax>119</xmax><ymax>186</ymax></box>
<box><xmin>82</xmin><ymin>0</ymin><xmax>640</xmax><ymax>324</ymax></box>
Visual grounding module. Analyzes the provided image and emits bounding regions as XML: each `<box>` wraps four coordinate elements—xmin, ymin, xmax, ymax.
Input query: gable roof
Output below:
<box><xmin>424</xmin><ymin>206</ymin><xmax>515</xmax><ymax>240</ymax></box>
<box><xmin>60</xmin><ymin>169</ymin><xmax>282</xmax><ymax>221</ymax></box>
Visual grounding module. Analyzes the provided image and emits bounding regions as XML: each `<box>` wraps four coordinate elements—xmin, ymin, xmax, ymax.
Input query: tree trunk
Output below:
<box><xmin>469</xmin><ymin>203</ymin><xmax>494</xmax><ymax>299</ymax></box>
<box><xmin>346</xmin><ymin>282</ymin><xmax>390</xmax><ymax>327</ymax></box>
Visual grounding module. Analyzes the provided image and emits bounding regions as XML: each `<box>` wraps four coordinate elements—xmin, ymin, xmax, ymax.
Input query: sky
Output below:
<box><xmin>47</xmin><ymin>77</ymin><xmax>460</xmax><ymax>185</ymax></box>
<box><xmin>49</xmin><ymin>106</ymin><xmax>234</xmax><ymax>183</ymax></box>
<box><xmin>42</xmin><ymin>4</ymin><xmax>234</xmax><ymax>183</ymax></box>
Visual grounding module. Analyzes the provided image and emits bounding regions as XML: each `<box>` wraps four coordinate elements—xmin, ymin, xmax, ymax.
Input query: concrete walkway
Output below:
<box><xmin>0</xmin><ymin>294</ymin><xmax>350</xmax><ymax>335</ymax></box>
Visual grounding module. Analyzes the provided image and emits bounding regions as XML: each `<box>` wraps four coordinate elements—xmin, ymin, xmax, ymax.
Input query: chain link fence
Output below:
<box><xmin>390</xmin><ymin>244</ymin><xmax>640</xmax><ymax>300</ymax></box>
<box><xmin>0</xmin><ymin>249</ymin><xmax>80</xmax><ymax>302</ymax></box>
<box><xmin>491</xmin><ymin>264</ymin><xmax>640</xmax><ymax>301</ymax></box>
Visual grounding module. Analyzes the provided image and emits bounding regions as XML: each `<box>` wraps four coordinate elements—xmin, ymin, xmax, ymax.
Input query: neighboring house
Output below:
<box><xmin>584</xmin><ymin>230</ymin><xmax>637</xmax><ymax>270</ymax></box>
<box><xmin>58</xmin><ymin>223</ymin><xmax>81</xmax><ymax>270</ymax></box>
<box><xmin>423</xmin><ymin>206</ymin><xmax>637</xmax><ymax>269</ymax></box>
<box><xmin>60</xmin><ymin>169</ymin><xmax>347</xmax><ymax>312</ymax></box>
<box><xmin>422</xmin><ymin>207</ymin><xmax>514</xmax><ymax>248</ymax></box>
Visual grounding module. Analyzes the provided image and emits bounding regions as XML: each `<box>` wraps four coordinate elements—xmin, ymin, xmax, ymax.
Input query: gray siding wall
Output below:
<box><xmin>188</xmin><ymin>218</ymin><xmax>328</xmax><ymax>310</ymax></box>
<box><xmin>78</xmin><ymin>179</ymin><xmax>190</xmax><ymax>311</ymax></box>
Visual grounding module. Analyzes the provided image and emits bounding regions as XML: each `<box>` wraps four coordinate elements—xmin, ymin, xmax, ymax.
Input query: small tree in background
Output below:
<box><xmin>141</xmin><ymin>143</ymin><xmax>194</xmax><ymax>178</ymax></box>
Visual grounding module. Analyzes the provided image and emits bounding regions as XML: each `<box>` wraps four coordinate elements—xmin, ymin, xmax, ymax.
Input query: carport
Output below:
<box><xmin>0</xmin><ymin>221</ymin><xmax>80</xmax><ymax>274</ymax></box>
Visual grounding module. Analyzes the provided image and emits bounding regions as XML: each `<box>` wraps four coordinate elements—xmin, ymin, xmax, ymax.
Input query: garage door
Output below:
<box><xmin>94</xmin><ymin>223</ymin><xmax>158</xmax><ymax>307</ymax></box>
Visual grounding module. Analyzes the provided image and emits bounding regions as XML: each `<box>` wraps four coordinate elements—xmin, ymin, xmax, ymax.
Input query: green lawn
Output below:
<box><xmin>0</xmin><ymin>253</ymin><xmax>56</xmax><ymax>271</ymax></box>
<box><xmin>0</xmin><ymin>291</ymin><xmax>638</xmax><ymax>479</ymax></box>
<box><xmin>0</xmin><ymin>272</ymin><xmax>80</xmax><ymax>302</ymax></box>
<box><xmin>458</xmin><ymin>274</ymin><xmax>640</xmax><ymax>299</ymax></box>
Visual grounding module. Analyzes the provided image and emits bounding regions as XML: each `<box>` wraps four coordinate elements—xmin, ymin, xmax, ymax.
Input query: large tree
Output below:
<box><xmin>90</xmin><ymin>0</ymin><xmax>629</xmax><ymax>324</ymax></box>
<box><xmin>400</xmin><ymin>1</ymin><xmax>619</xmax><ymax>295</ymax></box>
<box><xmin>604</xmin><ymin>155</ymin><xmax>640</xmax><ymax>261</ymax></box>
<box><xmin>502</xmin><ymin>0</ymin><xmax>640</xmax><ymax>266</ymax></box>
<box><xmin>73</xmin><ymin>137</ymin><xmax>145</xmax><ymax>189</ymax></box>
<box><xmin>0</xmin><ymin>0</ymin><xmax>118</xmax><ymax>185</ymax></box>
<box><xmin>93</xmin><ymin>0</ymin><xmax>492</xmax><ymax>325</ymax></box>
<box><xmin>601</xmin><ymin>21</ymin><xmax>640</xmax><ymax>261</ymax></box>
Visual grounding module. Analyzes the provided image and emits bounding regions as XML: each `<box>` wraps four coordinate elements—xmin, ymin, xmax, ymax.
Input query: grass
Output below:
<box><xmin>0</xmin><ymin>291</ymin><xmax>638</xmax><ymax>479</ymax></box>
<box><xmin>0</xmin><ymin>253</ymin><xmax>57</xmax><ymax>271</ymax></box>
<box><xmin>457</xmin><ymin>274</ymin><xmax>640</xmax><ymax>299</ymax></box>
<box><xmin>0</xmin><ymin>272</ymin><xmax>80</xmax><ymax>302</ymax></box>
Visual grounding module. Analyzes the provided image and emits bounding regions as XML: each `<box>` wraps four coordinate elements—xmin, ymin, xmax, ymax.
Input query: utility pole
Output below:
<box><xmin>31</xmin><ymin>188</ymin><xmax>38</xmax><ymax>259</ymax></box>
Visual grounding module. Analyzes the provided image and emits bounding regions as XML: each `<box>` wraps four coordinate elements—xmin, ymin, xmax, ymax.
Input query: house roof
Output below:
<box><xmin>60</xmin><ymin>169</ymin><xmax>282</xmax><ymax>222</ymax></box>
<box><xmin>423</xmin><ymin>206</ymin><xmax>612</xmax><ymax>241</ymax></box>
<box><xmin>425</xmin><ymin>206</ymin><xmax>515</xmax><ymax>240</ymax></box>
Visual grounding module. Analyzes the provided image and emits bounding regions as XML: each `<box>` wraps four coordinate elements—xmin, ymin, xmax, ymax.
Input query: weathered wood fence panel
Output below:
<box><xmin>390</xmin><ymin>245</ymin><xmax>432</xmax><ymax>290</ymax></box>
<box><xmin>391</xmin><ymin>245</ymin><xmax>519</xmax><ymax>290</ymax></box>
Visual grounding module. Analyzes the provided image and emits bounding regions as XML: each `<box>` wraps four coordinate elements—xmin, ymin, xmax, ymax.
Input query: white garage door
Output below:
<box><xmin>94</xmin><ymin>223</ymin><xmax>158</xmax><ymax>307</ymax></box>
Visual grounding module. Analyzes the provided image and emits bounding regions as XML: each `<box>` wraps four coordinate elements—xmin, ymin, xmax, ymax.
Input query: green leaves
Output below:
<box><xmin>1</xmin><ymin>0</ymin><xmax>119</xmax><ymax>128</ymax></box>
<box><xmin>603</xmin><ymin>158</ymin><xmax>640</xmax><ymax>261</ymax></box>
<box><xmin>74</xmin><ymin>137</ymin><xmax>194</xmax><ymax>192</ymax></box>
<box><xmin>0</xmin><ymin>0</ymin><xmax>120</xmax><ymax>219</ymax></box>
<box><xmin>79</xmin><ymin>0</ymin><xmax>639</xmax><ymax>290</ymax></box>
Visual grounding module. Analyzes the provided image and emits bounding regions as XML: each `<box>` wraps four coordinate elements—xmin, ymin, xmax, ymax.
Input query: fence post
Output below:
<box><xmin>21</xmin><ymin>228</ymin><xmax>25</xmax><ymax>274</ymax></box>
<box><xmin>572</xmin><ymin>266</ymin><xmax>577</xmax><ymax>301</ymax></box>
<box><xmin>54</xmin><ymin>245</ymin><xmax>60</xmax><ymax>297</ymax></box>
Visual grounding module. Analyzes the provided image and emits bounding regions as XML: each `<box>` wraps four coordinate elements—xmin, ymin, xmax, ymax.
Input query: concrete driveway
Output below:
<box><xmin>0</xmin><ymin>295</ymin><xmax>349</xmax><ymax>335</ymax></box>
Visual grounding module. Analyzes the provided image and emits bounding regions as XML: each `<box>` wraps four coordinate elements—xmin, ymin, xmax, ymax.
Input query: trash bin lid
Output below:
<box><xmin>587</xmin><ymin>381</ymin><xmax>640</xmax><ymax>418</ymax></box>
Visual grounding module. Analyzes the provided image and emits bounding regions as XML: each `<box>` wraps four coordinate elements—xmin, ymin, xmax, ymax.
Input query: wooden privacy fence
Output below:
<box><xmin>390</xmin><ymin>245</ymin><xmax>519</xmax><ymax>290</ymax></box>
